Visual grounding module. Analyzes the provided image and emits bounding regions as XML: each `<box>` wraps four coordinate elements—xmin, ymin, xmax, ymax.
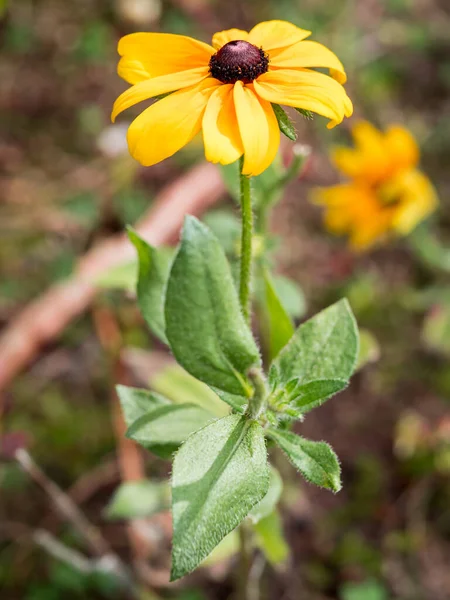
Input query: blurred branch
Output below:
<box><xmin>0</xmin><ymin>163</ymin><xmax>224</xmax><ymax>394</ymax></box>
<box><xmin>33</xmin><ymin>529</ymin><xmax>94</xmax><ymax>574</ymax></box>
<box><xmin>93</xmin><ymin>306</ymin><xmax>153</xmax><ymax>565</ymax></box>
<box><xmin>15</xmin><ymin>448</ymin><xmax>139</xmax><ymax>593</ymax></box>
<box><xmin>15</xmin><ymin>448</ymin><xmax>112</xmax><ymax>558</ymax></box>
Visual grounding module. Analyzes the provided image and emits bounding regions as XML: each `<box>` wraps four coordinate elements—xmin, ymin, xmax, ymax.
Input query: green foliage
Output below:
<box><xmin>272</xmin><ymin>104</ymin><xmax>297</xmax><ymax>141</ymax></box>
<box><xmin>357</xmin><ymin>329</ymin><xmax>380</xmax><ymax>370</ymax></box>
<box><xmin>126</xmin><ymin>403</ymin><xmax>213</xmax><ymax>458</ymax></box>
<box><xmin>249</xmin><ymin>466</ymin><xmax>283</xmax><ymax>523</ymax></box>
<box><xmin>128</xmin><ymin>228</ymin><xmax>174</xmax><ymax>344</ymax></box>
<box><xmin>260</xmin><ymin>268</ymin><xmax>295</xmax><ymax>361</ymax></box>
<box><xmin>409</xmin><ymin>225</ymin><xmax>450</xmax><ymax>273</ymax></box>
<box><xmin>106</xmin><ymin>480</ymin><xmax>170</xmax><ymax>519</ymax></box>
<box><xmin>116</xmin><ymin>385</ymin><xmax>170</xmax><ymax>428</ymax></box>
<box><xmin>165</xmin><ymin>217</ymin><xmax>261</xmax><ymax>406</ymax></box>
<box><xmin>268</xmin><ymin>429</ymin><xmax>342</xmax><ymax>492</ymax></box>
<box><xmin>269</xmin><ymin>299</ymin><xmax>358</xmax><ymax>386</ymax></box>
<box><xmin>95</xmin><ymin>261</ymin><xmax>137</xmax><ymax>292</ymax></box>
<box><xmin>294</xmin><ymin>107</ymin><xmax>314</xmax><ymax>120</ymax></box>
<box><xmin>340</xmin><ymin>579</ymin><xmax>388</xmax><ymax>600</ymax></box>
<box><xmin>151</xmin><ymin>364</ymin><xmax>229</xmax><ymax>417</ymax></box>
<box><xmin>171</xmin><ymin>415</ymin><xmax>269</xmax><ymax>580</ymax></box>
<box><xmin>202</xmin><ymin>210</ymin><xmax>241</xmax><ymax>257</ymax></box>
<box><xmin>272</xmin><ymin>275</ymin><xmax>306</xmax><ymax>319</ymax></box>
<box><xmin>422</xmin><ymin>304</ymin><xmax>450</xmax><ymax>356</ymax></box>
<box><xmin>254</xmin><ymin>510</ymin><xmax>289</xmax><ymax>565</ymax></box>
<box><xmin>285</xmin><ymin>378</ymin><xmax>348</xmax><ymax>415</ymax></box>
<box><xmin>123</xmin><ymin>198</ymin><xmax>360</xmax><ymax>581</ymax></box>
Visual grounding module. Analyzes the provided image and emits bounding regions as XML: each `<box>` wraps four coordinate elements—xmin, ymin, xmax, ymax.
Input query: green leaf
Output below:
<box><xmin>127</xmin><ymin>228</ymin><xmax>174</xmax><ymax>344</ymax></box>
<box><xmin>254</xmin><ymin>510</ymin><xmax>289</xmax><ymax>565</ymax></box>
<box><xmin>340</xmin><ymin>579</ymin><xmax>388</xmax><ymax>600</ymax></box>
<box><xmin>126</xmin><ymin>403</ymin><xmax>213</xmax><ymax>458</ymax></box>
<box><xmin>249</xmin><ymin>466</ymin><xmax>283</xmax><ymax>523</ymax></box>
<box><xmin>268</xmin><ymin>429</ymin><xmax>341</xmax><ymax>492</ymax></box>
<box><xmin>201</xmin><ymin>530</ymin><xmax>239</xmax><ymax>567</ymax></box>
<box><xmin>202</xmin><ymin>210</ymin><xmax>241</xmax><ymax>257</ymax></box>
<box><xmin>116</xmin><ymin>385</ymin><xmax>170</xmax><ymax>429</ymax></box>
<box><xmin>165</xmin><ymin>216</ymin><xmax>261</xmax><ymax>405</ymax></box>
<box><xmin>272</xmin><ymin>275</ymin><xmax>306</xmax><ymax>319</ymax></box>
<box><xmin>272</xmin><ymin>104</ymin><xmax>297</xmax><ymax>141</ymax></box>
<box><xmin>106</xmin><ymin>480</ymin><xmax>170</xmax><ymax>520</ymax></box>
<box><xmin>261</xmin><ymin>268</ymin><xmax>295</xmax><ymax>361</ymax></box>
<box><xmin>422</xmin><ymin>304</ymin><xmax>450</xmax><ymax>357</ymax></box>
<box><xmin>171</xmin><ymin>414</ymin><xmax>269</xmax><ymax>580</ymax></box>
<box><xmin>356</xmin><ymin>329</ymin><xmax>380</xmax><ymax>370</ymax></box>
<box><xmin>269</xmin><ymin>299</ymin><xmax>359</xmax><ymax>390</ymax></box>
<box><xmin>409</xmin><ymin>224</ymin><xmax>450</xmax><ymax>273</ymax></box>
<box><xmin>209</xmin><ymin>387</ymin><xmax>249</xmax><ymax>414</ymax></box>
<box><xmin>152</xmin><ymin>365</ymin><xmax>229</xmax><ymax>417</ymax></box>
<box><xmin>286</xmin><ymin>378</ymin><xmax>348</xmax><ymax>415</ymax></box>
<box><xmin>95</xmin><ymin>260</ymin><xmax>137</xmax><ymax>291</ymax></box>
<box><xmin>294</xmin><ymin>107</ymin><xmax>314</xmax><ymax>120</ymax></box>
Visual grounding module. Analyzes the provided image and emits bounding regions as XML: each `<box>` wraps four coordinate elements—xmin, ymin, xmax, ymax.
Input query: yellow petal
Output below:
<box><xmin>112</xmin><ymin>67</ymin><xmax>210</xmax><ymax>122</ymax></box>
<box><xmin>117</xmin><ymin>33</ymin><xmax>214</xmax><ymax>83</ymax></box>
<box><xmin>212</xmin><ymin>28</ymin><xmax>249</xmax><ymax>50</ymax></box>
<box><xmin>254</xmin><ymin>69</ymin><xmax>352</xmax><ymax>127</ymax></box>
<box><xmin>390</xmin><ymin>169</ymin><xmax>438</xmax><ymax>234</ymax></box>
<box><xmin>352</xmin><ymin>121</ymin><xmax>385</xmax><ymax>153</ymax></box>
<box><xmin>332</xmin><ymin>121</ymin><xmax>389</xmax><ymax>182</ymax></box>
<box><xmin>269</xmin><ymin>40</ymin><xmax>347</xmax><ymax>84</ymax></box>
<box><xmin>384</xmin><ymin>125</ymin><xmax>419</xmax><ymax>171</ymax></box>
<box><xmin>313</xmin><ymin>184</ymin><xmax>393</xmax><ymax>251</ymax></box>
<box><xmin>248</xmin><ymin>20</ymin><xmax>311</xmax><ymax>51</ymax></box>
<box><xmin>202</xmin><ymin>85</ymin><xmax>244</xmax><ymax>165</ymax></box>
<box><xmin>127</xmin><ymin>79</ymin><xmax>220</xmax><ymax>167</ymax></box>
<box><xmin>233</xmin><ymin>82</ymin><xmax>279</xmax><ymax>176</ymax></box>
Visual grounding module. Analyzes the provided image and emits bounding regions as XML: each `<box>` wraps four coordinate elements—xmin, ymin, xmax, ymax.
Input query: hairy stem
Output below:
<box><xmin>237</xmin><ymin>157</ymin><xmax>255</xmax><ymax>600</ymax></box>
<box><xmin>239</xmin><ymin>157</ymin><xmax>253</xmax><ymax>324</ymax></box>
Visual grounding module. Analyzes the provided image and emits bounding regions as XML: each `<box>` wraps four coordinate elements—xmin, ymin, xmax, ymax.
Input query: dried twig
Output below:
<box><xmin>15</xmin><ymin>449</ymin><xmax>138</xmax><ymax>593</ymax></box>
<box><xmin>93</xmin><ymin>306</ymin><xmax>152</xmax><ymax>563</ymax></box>
<box><xmin>0</xmin><ymin>163</ymin><xmax>224</xmax><ymax>394</ymax></box>
<box><xmin>15</xmin><ymin>448</ymin><xmax>112</xmax><ymax>558</ymax></box>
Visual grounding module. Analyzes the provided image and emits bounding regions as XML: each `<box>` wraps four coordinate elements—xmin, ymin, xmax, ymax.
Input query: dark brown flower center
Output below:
<box><xmin>209</xmin><ymin>40</ymin><xmax>269</xmax><ymax>84</ymax></box>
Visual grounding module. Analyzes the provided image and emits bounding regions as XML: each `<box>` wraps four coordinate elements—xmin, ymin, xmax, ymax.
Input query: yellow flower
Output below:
<box><xmin>314</xmin><ymin>121</ymin><xmax>438</xmax><ymax>251</ymax></box>
<box><xmin>112</xmin><ymin>20</ymin><xmax>352</xmax><ymax>176</ymax></box>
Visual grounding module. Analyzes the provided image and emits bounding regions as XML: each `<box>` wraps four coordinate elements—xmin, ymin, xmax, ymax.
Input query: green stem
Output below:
<box><xmin>248</xmin><ymin>368</ymin><xmax>268</xmax><ymax>420</ymax></box>
<box><xmin>239</xmin><ymin>157</ymin><xmax>253</xmax><ymax>324</ymax></box>
<box><xmin>237</xmin><ymin>158</ymin><xmax>255</xmax><ymax>600</ymax></box>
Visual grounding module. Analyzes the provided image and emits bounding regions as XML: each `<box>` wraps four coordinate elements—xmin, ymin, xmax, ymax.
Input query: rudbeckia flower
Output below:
<box><xmin>112</xmin><ymin>20</ymin><xmax>352</xmax><ymax>176</ymax></box>
<box><xmin>313</xmin><ymin>121</ymin><xmax>438</xmax><ymax>251</ymax></box>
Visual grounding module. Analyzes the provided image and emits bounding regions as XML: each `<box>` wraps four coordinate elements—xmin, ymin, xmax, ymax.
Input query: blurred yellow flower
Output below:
<box><xmin>112</xmin><ymin>20</ymin><xmax>352</xmax><ymax>176</ymax></box>
<box><xmin>314</xmin><ymin>121</ymin><xmax>438</xmax><ymax>250</ymax></box>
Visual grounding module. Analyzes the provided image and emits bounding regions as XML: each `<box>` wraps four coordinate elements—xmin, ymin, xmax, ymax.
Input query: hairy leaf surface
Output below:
<box><xmin>171</xmin><ymin>414</ymin><xmax>269</xmax><ymax>580</ymax></box>
<box><xmin>126</xmin><ymin>403</ymin><xmax>213</xmax><ymax>458</ymax></box>
<box><xmin>268</xmin><ymin>428</ymin><xmax>341</xmax><ymax>492</ymax></box>
<box><xmin>116</xmin><ymin>385</ymin><xmax>170</xmax><ymax>428</ymax></box>
<box><xmin>165</xmin><ymin>217</ymin><xmax>261</xmax><ymax>404</ymax></box>
<box><xmin>269</xmin><ymin>299</ymin><xmax>358</xmax><ymax>389</ymax></box>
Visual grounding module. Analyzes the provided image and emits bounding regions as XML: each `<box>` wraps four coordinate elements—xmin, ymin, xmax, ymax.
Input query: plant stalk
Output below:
<box><xmin>237</xmin><ymin>157</ymin><xmax>255</xmax><ymax>600</ymax></box>
<box><xmin>239</xmin><ymin>157</ymin><xmax>253</xmax><ymax>325</ymax></box>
